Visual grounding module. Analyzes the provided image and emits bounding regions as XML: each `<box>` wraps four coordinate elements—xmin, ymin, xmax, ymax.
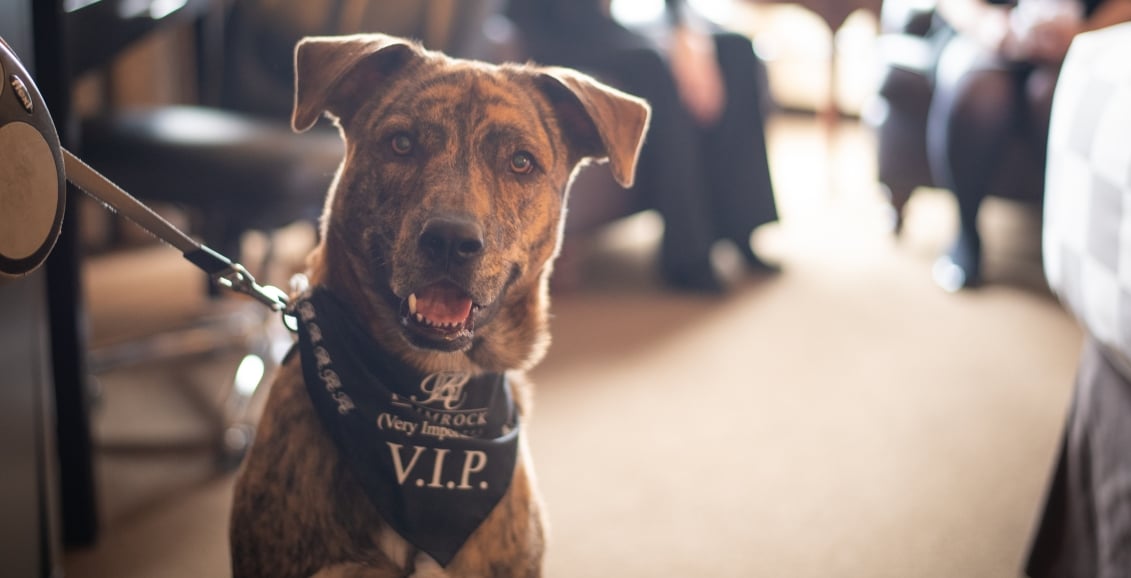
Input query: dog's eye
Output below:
<box><xmin>391</xmin><ymin>134</ymin><xmax>414</xmax><ymax>155</ymax></box>
<box><xmin>510</xmin><ymin>152</ymin><xmax>534</xmax><ymax>174</ymax></box>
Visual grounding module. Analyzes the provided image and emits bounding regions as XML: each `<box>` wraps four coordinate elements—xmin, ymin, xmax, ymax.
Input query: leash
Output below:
<box><xmin>61</xmin><ymin>148</ymin><xmax>296</xmax><ymax>329</ymax></box>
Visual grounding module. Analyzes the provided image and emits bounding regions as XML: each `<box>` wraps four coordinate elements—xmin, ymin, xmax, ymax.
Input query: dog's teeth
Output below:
<box><xmin>408</xmin><ymin>293</ymin><xmax>417</xmax><ymax>315</ymax></box>
<box><xmin>415</xmin><ymin>313</ymin><xmax>424</xmax><ymax>323</ymax></box>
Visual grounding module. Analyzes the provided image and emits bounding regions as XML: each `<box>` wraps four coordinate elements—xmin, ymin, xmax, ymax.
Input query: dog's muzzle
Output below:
<box><xmin>395</xmin><ymin>216</ymin><xmax>495</xmax><ymax>352</ymax></box>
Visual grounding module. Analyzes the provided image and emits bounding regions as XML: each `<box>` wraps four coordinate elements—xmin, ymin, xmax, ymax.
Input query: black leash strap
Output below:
<box><xmin>61</xmin><ymin>148</ymin><xmax>292</xmax><ymax>321</ymax></box>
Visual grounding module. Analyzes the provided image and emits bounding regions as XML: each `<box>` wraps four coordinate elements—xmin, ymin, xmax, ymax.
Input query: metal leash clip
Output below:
<box><xmin>182</xmin><ymin>244</ymin><xmax>289</xmax><ymax>312</ymax></box>
<box><xmin>217</xmin><ymin>263</ymin><xmax>289</xmax><ymax>312</ymax></box>
<box><xmin>214</xmin><ymin>261</ymin><xmax>298</xmax><ymax>333</ymax></box>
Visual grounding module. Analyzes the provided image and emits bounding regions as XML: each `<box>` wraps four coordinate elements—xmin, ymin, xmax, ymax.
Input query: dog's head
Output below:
<box><xmin>293</xmin><ymin>34</ymin><xmax>649</xmax><ymax>372</ymax></box>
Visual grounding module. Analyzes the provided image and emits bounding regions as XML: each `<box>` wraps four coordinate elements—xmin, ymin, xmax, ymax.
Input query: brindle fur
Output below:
<box><xmin>230</xmin><ymin>34</ymin><xmax>649</xmax><ymax>577</ymax></box>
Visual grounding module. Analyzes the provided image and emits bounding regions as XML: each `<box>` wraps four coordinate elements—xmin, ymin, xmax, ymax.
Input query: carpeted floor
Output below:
<box><xmin>65</xmin><ymin>116</ymin><xmax>1083</xmax><ymax>578</ymax></box>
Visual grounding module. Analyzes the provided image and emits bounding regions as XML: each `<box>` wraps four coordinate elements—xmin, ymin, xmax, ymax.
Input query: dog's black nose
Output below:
<box><xmin>419</xmin><ymin>217</ymin><xmax>485</xmax><ymax>265</ymax></box>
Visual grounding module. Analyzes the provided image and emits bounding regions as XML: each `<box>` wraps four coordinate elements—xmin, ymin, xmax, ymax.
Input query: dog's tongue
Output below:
<box><xmin>414</xmin><ymin>283</ymin><xmax>473</xmax><ymax>325</ymax></box>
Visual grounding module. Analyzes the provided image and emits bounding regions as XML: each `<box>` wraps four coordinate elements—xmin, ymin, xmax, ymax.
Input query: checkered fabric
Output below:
<box><xmin>1043</xmin><ymin>22</ymin><xmax>1131</xmax><ymax>380</ymax></box>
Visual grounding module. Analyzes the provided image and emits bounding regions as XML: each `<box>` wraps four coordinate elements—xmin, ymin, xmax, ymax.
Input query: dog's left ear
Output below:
<box><xmin>292</xmin><ymin>33</ymin><xmax>420</xmax><ymax>132</ymax></box>
<box><xmin>534</xmin><ymin>68</ymin><xmax>651</xmax><ymax>188</ymax></box>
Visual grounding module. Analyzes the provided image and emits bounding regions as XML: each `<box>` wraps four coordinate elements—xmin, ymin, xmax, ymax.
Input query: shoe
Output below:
<box><xmin>661</xmin><ymin>262</ymin><xmax>726</xmax><ymax>295</ymax></box>
<box><xmin>933</xmin><ymin>230</ymin><xmax>982</xmax><ymax>292</ymax></box>
<box><xmin>736</xmin><ymin>242</ymin><xmax>781</xmax><ymax>275</ymax></box>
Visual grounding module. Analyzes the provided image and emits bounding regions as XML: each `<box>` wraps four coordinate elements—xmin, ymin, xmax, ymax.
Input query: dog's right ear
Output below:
<box><xmin>292</xmin><ymin>33</ymin><xmax>419</xmax><ymax>132</ymax></box>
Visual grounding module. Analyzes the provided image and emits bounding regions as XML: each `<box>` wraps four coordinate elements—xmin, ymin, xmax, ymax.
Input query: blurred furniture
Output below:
<box><xmin>74</xmin><ymin>0</ymin><xmax>341</xmax><ymax>476</ymax></box>
<box><xmin>78</xmin><ymin>12</ymin><xmax>345</xmax><ymax>272</ymax></box>
<box><xmin>749</xmin><ymin>0</ymin><xmax>881</xmax><ymax>30</ymax></box>
<box><xmin>760</xmin><ymin>0</ymin><xmax>882</xmax><ymax>29</ymax></box>
<box><xmin>81</xmin><ymin>107</ymin><xmax>342</xmax><ymax>263</ymax></box>
<box><xmin>745</xmin><ymin>0</ymin><xmax>881</xmax><ymax>121</ymax></box>
<box><xmin>869</xmin><ymin>0</ymin><xmax>1044</xmax><ymax>233</ymax></box>
<box><xmin>0</xmin><ymin>275</ymin><xmax>61</xmax><ymax>576</ymax></box>
<box><xmin>1026</xmin><ymin>22</ymin><xmax>1131</xmax><ymax>576</ymax></box>
<box><xmin>0</xmin><ymin>3</ymin><xmax>67</xmax><ymax>572</ymax></box>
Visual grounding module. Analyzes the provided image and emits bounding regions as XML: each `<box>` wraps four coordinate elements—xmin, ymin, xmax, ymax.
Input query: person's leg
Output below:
<box><xmin>700</xmin><ymin>33</ymin><xmax>780</xmax><ymax>271</ymax></box>
<box><xmin>1023</xmin><ymin>65</ymin><xmax>1060</xmax><ymax>164</ymax></box>
<box><xmin>597</xmin><ymin>48</ymin><xmax>723</xmax><ymax>292</ymax></box>
<box><xmin>1025</xmin><ymin>337</ymin><xmax>1131</xmax><ymax>577</ymax></box>
<box><xmin>926</xmin><ymin>36</ymin><xmax>1023</xmax><ymax>289</ymax></box>
<box><xmin>517</xmin><ymin>27</ymin><xmax>723</xmax><ymax>292</ymax></box>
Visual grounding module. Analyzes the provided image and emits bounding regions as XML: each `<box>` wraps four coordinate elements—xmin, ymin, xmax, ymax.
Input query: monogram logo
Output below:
<box><xmin>416</xmin><ymin>372</ymin><xmax>471</xmax><ymax>410</ymax></box>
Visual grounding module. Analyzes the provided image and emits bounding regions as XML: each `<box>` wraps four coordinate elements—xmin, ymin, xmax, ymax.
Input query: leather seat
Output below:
<box><xmin>80</xmin><ymin>106</ymin><xmax>342</xmax><ymax>259</ymax></box>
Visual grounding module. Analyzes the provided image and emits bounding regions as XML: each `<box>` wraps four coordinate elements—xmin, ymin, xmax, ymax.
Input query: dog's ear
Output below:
<box><xmin>292</xmin><ymin>33</ymin><xmax>420</xmax><ymax>132</ymax></box>
<box><xmin>533</xmin><ymin>68</ymin><xmax>651</xmax><ymax>188</ymax></box>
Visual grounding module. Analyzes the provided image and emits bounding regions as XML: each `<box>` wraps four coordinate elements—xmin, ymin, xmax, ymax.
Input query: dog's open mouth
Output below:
<box><xmin>400</xmin><ymin>281</ymin><xmax>482</xmax><ymax>350</ymax></box>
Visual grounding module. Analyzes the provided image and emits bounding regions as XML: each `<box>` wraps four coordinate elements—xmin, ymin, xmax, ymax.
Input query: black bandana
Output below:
<box><xmin>291</xmin><ymin>288</ymin><xmax>519</xmax><ymax>567</ymax></box>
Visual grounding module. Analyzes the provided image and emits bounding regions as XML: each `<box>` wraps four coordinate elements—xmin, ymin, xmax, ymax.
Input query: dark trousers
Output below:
<box><xmin>927</xmin><ymin>36</ymin><xmax>1054</xmax><ymax>237</ymax></box>
<box><xmin>1026</xmin><ymin>337</ymin><xmax>1131</xmax><ymax>577</ymax></box>
<box><xmin>529</xmin><ymin>31</ymin><xmax>779</xmax><ymax>270</ymax></box>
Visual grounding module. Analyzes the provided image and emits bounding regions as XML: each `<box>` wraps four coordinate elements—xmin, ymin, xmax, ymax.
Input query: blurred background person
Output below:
<box><xmin>928</xmin><ymin>0</ymin><xmax>1131</xmax><ymax>288</ymax></box>
<box><xmin>505</xmin><ymin>0</ymin><xmax>781</xmax><ymax>294</ymax></box>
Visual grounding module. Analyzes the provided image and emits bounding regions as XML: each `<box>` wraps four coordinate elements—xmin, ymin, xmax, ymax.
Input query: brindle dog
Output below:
<box><xmin>229</xmin><ymin>34</ymin><xmax>649</xmax><ymax>577</ymax></box>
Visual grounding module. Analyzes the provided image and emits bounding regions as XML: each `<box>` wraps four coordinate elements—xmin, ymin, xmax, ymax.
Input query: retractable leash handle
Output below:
<box><xmin>60</xmin><ymin>149</ymin><xmax>293</xmax><ymax>321</ymax></box>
